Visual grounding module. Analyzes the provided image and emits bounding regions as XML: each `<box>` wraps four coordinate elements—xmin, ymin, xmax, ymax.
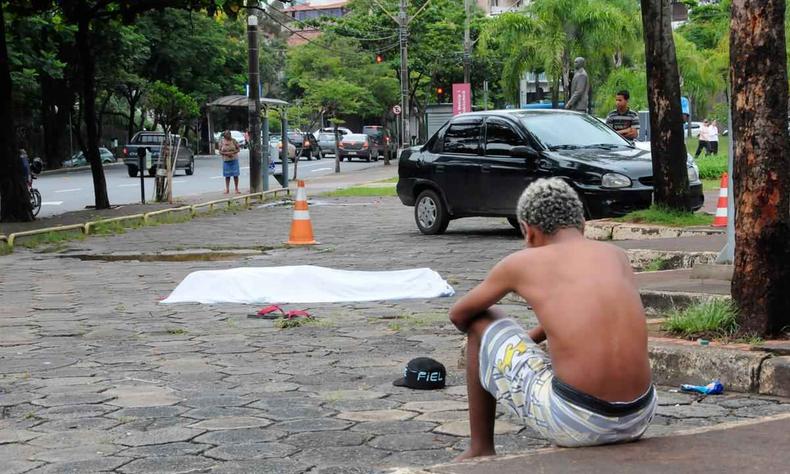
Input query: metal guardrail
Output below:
<box><xmin>3</xmin><ymin>188</ymin><xmax>292</xmax><ymax>250</ymax></box>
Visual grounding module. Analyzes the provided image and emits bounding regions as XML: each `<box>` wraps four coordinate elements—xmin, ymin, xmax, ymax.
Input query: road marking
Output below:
<box><xmin>54</xmin><ymin>188</ymin><xmax>81</xmax><ymax>193</ymax></box>
<box><xmin>311</xmin><ymin>167</ymin><xmax>332</xmax><ymax>172</ymax></box>
<box><xmin>118</xmin><ymin>183</ymin><xmax>139</xmax><ymax>188</ymax></box>
<box><xmin>41</xmin><ymin>201</ymin><xmax>63</xmax><ymax>206</ymax></box>
<box><xmin>210</xmin><ymin>176</ymin><xmax>224</xmax><ymax>179</ymax></box>
<box><xmin>172</xmin><ymin>180</ymin><xmax>185</xmax><ymax>184</ymax></box>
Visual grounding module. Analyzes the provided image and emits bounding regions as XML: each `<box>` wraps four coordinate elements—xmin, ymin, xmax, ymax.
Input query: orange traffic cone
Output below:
<box><xmin>713</xmin><ymin>173</ymin><xmax>729</xmax><ymax>227</ymax></box>
<box><xmin>287</xmin><ymin>180</ymin><xmax>317</xmax><ymax>245</ymax></box>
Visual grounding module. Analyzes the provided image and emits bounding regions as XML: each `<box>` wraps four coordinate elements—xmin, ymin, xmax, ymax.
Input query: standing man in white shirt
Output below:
<box><xmin>707</xmin><ymin>120</ymin><xmax>719</xmax><ymax>155</ymax></box>
<box><xmin>694</xmin><ymin>119</ymin><xmax>711</xmax><ymax>158</ymax></box>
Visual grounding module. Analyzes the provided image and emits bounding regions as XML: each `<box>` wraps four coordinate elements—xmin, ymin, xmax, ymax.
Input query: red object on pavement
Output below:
<box><xmin>713</xmin><ymin>173</ymin><xmax>729</xmax><ymax>227</ymax></box>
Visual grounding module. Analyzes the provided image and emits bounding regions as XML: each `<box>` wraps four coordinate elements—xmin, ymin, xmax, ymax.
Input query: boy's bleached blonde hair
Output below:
<box><xmin>516</xmin><ymin>178</ymin><xmax>584</xmax><ymax>235</ymax></box>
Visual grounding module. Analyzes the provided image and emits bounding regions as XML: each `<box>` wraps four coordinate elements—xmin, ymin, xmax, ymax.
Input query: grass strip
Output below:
<box><xmin>619</xmin><ymin>205</ymin><xmax>713</xmax><ymax>227</ymax></box>
<box><xmin>324</xmin><ymin>186</ymin><xmax>397</xmax><ymax>197</ymax></box>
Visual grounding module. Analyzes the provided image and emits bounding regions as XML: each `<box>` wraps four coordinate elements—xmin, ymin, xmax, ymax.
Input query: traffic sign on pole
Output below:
<box><xmin>392</xmin><ymin>105</ymin><xmax>402</xmax><ymax>115</ymax></box>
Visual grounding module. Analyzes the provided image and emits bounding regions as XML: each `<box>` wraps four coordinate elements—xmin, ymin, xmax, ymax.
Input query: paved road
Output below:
<box><xmin>34</xmin><ymin>151</ymin><xmax>382</xmax><ymax>218</ymax></box>
<box><xmin>2</xmin><ymin>197</ymin><xmax>788</xmax><ymax>473</ymax></box>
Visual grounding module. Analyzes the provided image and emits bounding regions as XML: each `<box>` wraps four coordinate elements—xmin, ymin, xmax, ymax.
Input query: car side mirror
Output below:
<box><xmin>510</xmin><ymin>145</ymin><xmax>537</xmax><ymax>159</ymax></box>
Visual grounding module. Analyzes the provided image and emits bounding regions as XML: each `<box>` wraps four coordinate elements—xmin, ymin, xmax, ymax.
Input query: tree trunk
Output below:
<box><xmin>0</xmin><ymin>2</ymin><xmax>33</xmax><ymax>222</ymax></box>
<box><xmin>640</xmin><ymin>0</ymin><xmax>690</xmax><ymax>210</ymax></box>
<box><xmin>76</xmin><ymin>18</ymin><xmax>110</xmax><ymax>209</ymax></box>
<box><xmin>730</xmin><ymin>0</ymin><xmax>790</xmax><ymax>337</ymax></box>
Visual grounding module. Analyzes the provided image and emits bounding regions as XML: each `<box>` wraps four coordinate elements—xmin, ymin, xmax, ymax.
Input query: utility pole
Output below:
<box><xmin>247</xmin><ymin>11</ymin><xmax>262</xmax><ymax>193</ymax></box>
<box><xmin>463</xmin><ymin>0</ymin><xmax>471</xmax><ymax>84</ymax></box>
<box><xmin>399</xmin><ymin>0</ymin><xmax>409</xmax><ymax>148</ymax></box>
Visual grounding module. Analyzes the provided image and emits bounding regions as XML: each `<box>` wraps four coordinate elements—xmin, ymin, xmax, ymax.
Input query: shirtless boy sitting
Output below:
<box><xmin>449</xmin><ymin>178</ymin><xmax>655</xmax><ymax>461</ymax></box>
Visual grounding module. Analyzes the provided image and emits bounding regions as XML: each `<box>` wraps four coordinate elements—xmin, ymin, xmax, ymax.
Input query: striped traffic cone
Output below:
<box><xmin>713</xmin><ymin>173</ymin><xmax>728</xmax><ymax>227</ymax></box>
<box><xmin>287</xmin><ymin>180</ymin><xmax>317</xmax><ymax>245</ymax></box>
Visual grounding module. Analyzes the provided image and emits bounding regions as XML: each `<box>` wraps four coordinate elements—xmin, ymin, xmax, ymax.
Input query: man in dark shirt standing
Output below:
<box><xmin>605</xmin><ymin>90</ymin><xmax>640</xmax><ymax>140</ymax></box>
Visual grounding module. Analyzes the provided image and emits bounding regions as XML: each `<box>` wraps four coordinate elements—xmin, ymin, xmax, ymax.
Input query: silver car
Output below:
<box><xmin>317</xmin><ymin>132</ymin><xmax>339</xmax><ymax>157</ymax></box>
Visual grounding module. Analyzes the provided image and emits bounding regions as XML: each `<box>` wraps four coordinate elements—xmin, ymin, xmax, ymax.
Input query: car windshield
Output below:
<box><xmin>135</xmin><ymin>134</ymin><xmax>163</xmax><ymax>144</ymax></box>
<box><xmin>344</xmin><ymin>134</ymin><xmax>367</xmax><ymax>141</ymax></box>
<box><xmin>517</xmin><ymin>112</ymin><xmax>632</xmax><ymax>150</ymax></box>
<box><xmin>363</xmin><ymin>128</ymin><xmax>382</xmax><ymax>136</ymax></box>
<box><xmin>318</xmin><ymin>134</ymin><xmax>335</xmax><ymax>140</ymax></box>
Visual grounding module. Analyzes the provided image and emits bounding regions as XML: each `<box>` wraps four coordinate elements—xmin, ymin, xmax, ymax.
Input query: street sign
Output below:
<box><xmin>452</xmin><ymin>83</ymin><xmax>472</xmax><ymax>115</ymax></box>
<box><xmin>392</xmin><ymin>105</ymin><xmax>402</xmax><ymax>115</ymax></box>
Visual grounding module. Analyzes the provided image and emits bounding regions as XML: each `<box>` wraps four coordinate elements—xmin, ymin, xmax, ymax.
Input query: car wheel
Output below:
<box><xmin>415</xmin><ymin>189</ymin><xmax>449</xmax><ymax>235</ymax></box>
<box><xmin>185</xmin><ymin>159</ymin><xmax>194</xmax><ymax>176</ymax></box>
<box><xmin>317</xmin><ymin>150</ymin><xmax>322</xmax><ymax>160</ymax></box>
<box><xmin>372</xmin><ymin>151</ymin><xmax>379</xmax><ymax>162</ymax></box>
<box><xmin>127</xmin><ymin>165</ymin><xmax>139</xmax><ymax>177</ymax></box>
<box><xmin>148</xmin><ymin>167</ymin><xmax>156</xmax><ymax>177</ymax></box>
<box><xmin>307</xmin><ymin>149</ymin><xmax>313</xmax><ymax>161</ymax></box>
<box><xmin>507</xmin><ymin>217</ymin><xmax>524</xmax><ymax>235</ymax></box>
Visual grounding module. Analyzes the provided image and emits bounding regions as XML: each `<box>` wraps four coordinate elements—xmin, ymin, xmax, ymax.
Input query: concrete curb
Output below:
<box><xmin>628</xmin><ymin>249</ymin><xmax>718</xmax><ymax>271</ymax></box>
<box><xmin>640</xmin><ymin>289</ymin><xmax>729</xmax><ymax>314</ymax></box>
<box><xmin>3</xmin><ymin>188</ymin><xmax>291</xmax><ymax>249</ymax></box>
<box><xmin>585</xmin><ymin>219</ymin><xmax>723</xmax><ymax>241</ymax></box>
<box><xmin>390</xmin><ymin>414</ymin><xmax>790</xmax><ymax>474</ymax></box>
<box><xmin>648</xmin><ymin>339</ymin><xmax>771</xmax><ymax>393</ymax></box>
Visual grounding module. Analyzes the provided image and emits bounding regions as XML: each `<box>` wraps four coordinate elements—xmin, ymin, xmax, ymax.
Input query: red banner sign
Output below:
<box><xmin>452</xmin><ymin>83</ymin><xmax>472</xmax><ymax>115</ymax></box>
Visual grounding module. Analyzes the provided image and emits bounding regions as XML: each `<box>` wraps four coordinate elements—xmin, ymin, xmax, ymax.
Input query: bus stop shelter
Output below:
<box><xmin>205</xmin><ymin>95</ymin><xmax>290</xmax><ymax>187</ymax></box>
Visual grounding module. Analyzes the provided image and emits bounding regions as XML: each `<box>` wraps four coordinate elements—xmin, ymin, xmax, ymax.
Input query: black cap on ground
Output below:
<box><xmin>392</xmin><ymin>357</ymin><xmax>446</xmax><ymax>390</ymax></box>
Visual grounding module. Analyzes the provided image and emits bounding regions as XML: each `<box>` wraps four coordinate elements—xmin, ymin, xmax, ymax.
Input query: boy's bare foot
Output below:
<box><xmin>453</xmin><ymin>448</ymin><xmax>496</xmax><ymax>462</ymax></box>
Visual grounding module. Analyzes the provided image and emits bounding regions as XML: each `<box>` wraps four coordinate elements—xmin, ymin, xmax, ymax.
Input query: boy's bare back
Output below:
<box><xmin>507</xmin><ymin>239</ymin><xmax>652</xmax><ymax>402</ymax></box>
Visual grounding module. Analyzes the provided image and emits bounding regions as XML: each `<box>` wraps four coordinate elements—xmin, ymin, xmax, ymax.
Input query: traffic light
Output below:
<box><xmin>436</xmin><ymin>87</ymin><xmax>445</xmax><ymax>102</ymax></box>
<box><xmin>376</xmin><ymin>54</ymin><xmax>383</xmax><ymax>64</ymax></box>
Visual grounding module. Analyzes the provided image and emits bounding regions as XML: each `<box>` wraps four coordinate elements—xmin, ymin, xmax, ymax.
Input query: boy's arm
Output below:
<box><xmin>527</xmin><ymin>326</ymin><xmax>546</xmax><ymax>344</ymax></box>
<box><xmin>449</xmin><ymin>255</ymin><xmax>517</xmax><ymax>333</ymax></box>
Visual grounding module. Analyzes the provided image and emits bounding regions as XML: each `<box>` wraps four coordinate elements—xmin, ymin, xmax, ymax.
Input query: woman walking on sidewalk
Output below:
<box><xmin>219</xmin><ymin>130</ymin><xmax>241</xmax><ymax>194</ymax></box>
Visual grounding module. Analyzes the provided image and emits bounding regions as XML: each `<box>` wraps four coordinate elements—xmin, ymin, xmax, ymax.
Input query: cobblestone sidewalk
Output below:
<box><xmin>2</xmin><ymin>197</ymin><xmax>788</xmax><ymax>473</ymax></box>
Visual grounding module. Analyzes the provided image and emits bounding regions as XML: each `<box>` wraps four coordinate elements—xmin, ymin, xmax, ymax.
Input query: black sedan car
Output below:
<box><xmin>397</xmin><ymin>110</ymin><xmax>704</xmax><ymax>235</ymax></box>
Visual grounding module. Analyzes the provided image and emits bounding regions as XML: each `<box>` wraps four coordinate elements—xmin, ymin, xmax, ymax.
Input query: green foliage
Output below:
<box><xmin>644</xmin><ymin>257</ymin><xmax>670</xmax><ymax>272</ymax></box>
<box><xmin>619</xmin><ymin>205</ymin><xmax>714</xmax><ymax>227</ymax></box>
<box><xmin>665</xmin><ymin>299</ymin><xmax>738</xmax><ymax>339</ymax></box>
<box><xmin>144</xmin><ymin>81</ymin><xmax>199</xmax><ymax>133</ymax></box>
<box><xmin>595</xmin><ymin>67</ymin><xmax>647</xmax><ymax>115</ymax></box>
<box><xmin>286</xmin><ymin>34</ymin><xmax>398</xmax><ymax>119</ymax></box>
<box><xmin>480</xmin><ymin>0</ymin><xmax>641</xmax><ymax>104</ymax></box>
<box><xmin>695</xmin><ymin>155</ymin><xmax>728</xmax><ymax>180</ymax></box>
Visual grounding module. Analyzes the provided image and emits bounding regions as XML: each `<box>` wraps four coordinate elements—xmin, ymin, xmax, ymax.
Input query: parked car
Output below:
<box><xmin>339</xmin><ymin>134</ymin><xmax>379</xmax><ymax>162</ymax></box>
<box><xmin>287</xmin><ymin>129</ymin><xmax>320</xmax><ymax>159</ymax></box>
<box><xmin>213</xmin><ymin>130</ymin><xmax>247</xmax><ymax>148</ymax></box>
<box><xmin>397</xmin><ymin>109</ymin><xmax>704</xmax><ymax>235</ymax></box>
<box><xmin>362</xmin><ymin>125</ymin><xmax>396</xmax><ymax>161</ymax></box>
<box><xmin>123</xmin><ymin>132</ymin><xmax>195</xmax><ymax>177</ymax></box>
<box><xmin>316</xmin><ymin>132</ymin><xmax>340</xmax><ymax>157</ymax></box>
<box><xmin>63</xmin><ymin>148</ymin><xmax>116</xmax><ymax>167</ymax></box>
<box><xmin>315</xmin><ymin>126</ymin><xmax>352</xmax><ymax>138</ymax></box>
<box><xmin>269</xmin><ymin>137</ymin><xmax>297</xmax><ymax>162</ymax></box>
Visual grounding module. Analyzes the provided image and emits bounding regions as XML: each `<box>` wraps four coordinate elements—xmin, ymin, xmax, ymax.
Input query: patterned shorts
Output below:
<box><xmin>479</xmin><ymin>318</ymin><xmax>656</xmax><ymax>447</ymax></box>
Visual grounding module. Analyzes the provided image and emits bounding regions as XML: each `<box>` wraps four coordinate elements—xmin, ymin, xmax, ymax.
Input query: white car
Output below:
<box><xmin>214</xmin><ymin>131</ymin><xmax>247</xmax><ymax>148</ymax></box>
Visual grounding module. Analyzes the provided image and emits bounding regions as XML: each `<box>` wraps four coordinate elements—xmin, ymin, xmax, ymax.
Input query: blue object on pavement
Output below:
<box><xmin>680</xmin><ymin>380</ymin><xmax>724</xmax><ymax>395</ymax></box>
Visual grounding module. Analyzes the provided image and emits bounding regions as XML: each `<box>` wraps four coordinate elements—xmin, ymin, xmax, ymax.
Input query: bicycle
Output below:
<box><xmin>29</xmin><ymin>182</ymin><xmax>41</xmax><ymax>217</ymax></box>
<box><xmin>28</xmin><ymin>157</ymin><xmax>43</xmax><ymax>217</ymax></box>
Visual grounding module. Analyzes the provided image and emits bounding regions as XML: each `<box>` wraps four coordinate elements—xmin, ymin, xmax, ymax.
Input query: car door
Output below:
<box><xmin>480</xmin><ymin>117</ymin><xmax>538</xmax><ymax>214</ymax></box>
<box><xmin>433</xmin><ymin>118</ymin><xmax>483</xmax><ymax>215</ymax></box>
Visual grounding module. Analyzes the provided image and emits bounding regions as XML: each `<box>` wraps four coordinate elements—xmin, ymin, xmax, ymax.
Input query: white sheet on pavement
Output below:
<box><xmin>161</xmin><ymin>265</ymin><xmax>455</xmax><ymax>304</ymax></box>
